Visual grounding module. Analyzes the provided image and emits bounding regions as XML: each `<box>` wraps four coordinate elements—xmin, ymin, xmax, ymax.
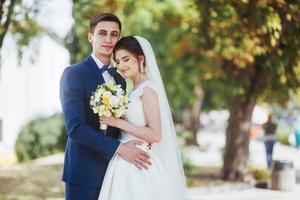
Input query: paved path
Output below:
<box><xmin>2</xmin><ymin>132</ymin><xmax>299</xmax><ymax>200</ymax></box>
<box><xmin>189</xmin><ymin>131</ymin><xmax>300</xmax><ymax>170</ymax></box>
<box><xmin>185</xmin><ymin>131</ymin><xmax>300</xmax><ymax>200</ymax></box>
<box><xmin>188</xmin><ymin>184</ymin><xmax>300</xmax><ymax>200</ymax></box>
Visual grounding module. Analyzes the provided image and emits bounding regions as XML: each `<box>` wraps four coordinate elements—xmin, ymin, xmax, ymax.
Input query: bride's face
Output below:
<box><xmin>114</xmin><ymin>49</ymin><xmax>141</xmax><ymax>78</ymax></box>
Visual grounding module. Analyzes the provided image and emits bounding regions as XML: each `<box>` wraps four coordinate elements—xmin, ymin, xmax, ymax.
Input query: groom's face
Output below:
<box><xmin>88</xmin><ymin>21</ymin><xmax>120</xmax><ymax>58</ymax></box>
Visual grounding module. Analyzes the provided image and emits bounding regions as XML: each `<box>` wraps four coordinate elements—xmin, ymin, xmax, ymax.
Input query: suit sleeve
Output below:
<box><xmin>60</xmin><ymin>67</ymin><xmax>120</xmax><ymax>160</ymax></box>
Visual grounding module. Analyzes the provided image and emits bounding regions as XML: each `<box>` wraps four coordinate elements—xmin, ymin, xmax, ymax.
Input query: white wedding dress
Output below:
<box><xmin>98</xmin><ymin>80</ymin><xmax>175</xmax><ymax>200</ymax></box>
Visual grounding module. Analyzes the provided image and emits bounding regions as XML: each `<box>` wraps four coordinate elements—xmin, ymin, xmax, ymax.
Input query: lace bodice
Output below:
<box><xmin>120</xmin><ymin>80</ymin><xmax>156</xmax><ymax>142</ymax></box>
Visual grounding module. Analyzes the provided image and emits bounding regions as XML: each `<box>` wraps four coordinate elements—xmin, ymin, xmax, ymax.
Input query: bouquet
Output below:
<box><xmin>90</xmin><ymin>81</ymin><xmax>129</xmax><ymax>131</ymax></box>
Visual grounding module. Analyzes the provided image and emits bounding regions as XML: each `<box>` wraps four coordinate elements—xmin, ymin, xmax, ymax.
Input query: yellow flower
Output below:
<box><xmin>119</xmin><ymin>96</ymin><xmax>128</xmax><ymax>105</ymax></box>
<box><xmin>102</xmin><ymin>96</ymin><xmax>110</xmax><ymax>106</ymax></box>
<box><xmin>107</xmin><ymin>81</ymin><xmax>117</xmax><ymax>91</ymax></box>
<box><xmin>97</xmin><ymin>87</ymin><xmax>106</xmax><ymax>95</ymax></box>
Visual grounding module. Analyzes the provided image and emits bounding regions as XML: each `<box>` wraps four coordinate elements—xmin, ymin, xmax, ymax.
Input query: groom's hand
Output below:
<box><xmin>117</xmin><ymin>140</ymin><xmax>151</xmax><ymax>170</ymax></box>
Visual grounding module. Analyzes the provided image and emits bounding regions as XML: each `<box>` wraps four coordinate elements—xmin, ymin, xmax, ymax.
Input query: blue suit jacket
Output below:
<box><xmin>59</xmin><ymin>55</ymin><xmax>126</xmax><ymax>187</ymax></box>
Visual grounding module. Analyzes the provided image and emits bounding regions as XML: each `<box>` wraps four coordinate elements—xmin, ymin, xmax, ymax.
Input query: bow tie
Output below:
<box><xmin>100</xmin><ymin>64</ymin><xmax>117</xmax><ymax>76</ymax></box>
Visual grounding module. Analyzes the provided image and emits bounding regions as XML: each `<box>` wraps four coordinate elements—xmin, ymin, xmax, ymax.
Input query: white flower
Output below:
<box><xmin>109</xmin><ymin>95</ymin><xmax>120</xmax><ymax>106</ymax></box>
<box><xmin>98</xmin><ymin>87</ymin><xmax>106</xmax><ymax>94</ymax></box>
<box><xmin>94</xmin><ymin>93</ymin><xmax>101</xmax><ymax>102</ymax></box>
<box><xmin>115</xmin><ymin>108</ymin><xmax>127</xmax><ymax>118</ymax></box>
<box><xmin>116</xmin><ymin>88</ymin><xmax>124</xmax><ymax>95</ymax></box>
<box><xmin>103</xmin><ymin>110</ymin><xmax>112</xmax><ymax>117</ymax></box>
<box><xmin>92</xmin><ymin>108</ymin><xmax>97</xmax><ymax>114</ymax></box>
<box><xmin>103</xmin><ymin>91</ymin><xmax>112</xmax><ymax>97</ymax></box>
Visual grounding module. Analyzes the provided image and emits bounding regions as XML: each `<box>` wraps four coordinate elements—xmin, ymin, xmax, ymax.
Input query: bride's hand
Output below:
<box><xmin>99</xmin><ymin>116</ymin><xmax>121</xmax><ymax>127</ymax></box>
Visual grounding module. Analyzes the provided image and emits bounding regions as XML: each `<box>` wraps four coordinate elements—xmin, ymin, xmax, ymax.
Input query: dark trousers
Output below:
<box><xmin>65</xmin><ymin>182</ymin><xmax>101</xmax><ymax>200</ymax></box>
<box><xmin>264</xmin><ymin>140</ymin><xmax>276</xmax><ymax>168</ymax></box>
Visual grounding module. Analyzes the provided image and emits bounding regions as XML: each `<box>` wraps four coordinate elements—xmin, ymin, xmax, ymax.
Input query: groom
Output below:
<box><xmin>60</xmin><ymin>13</ymin><xmax>151</xmax><ymax>200</ymax></box>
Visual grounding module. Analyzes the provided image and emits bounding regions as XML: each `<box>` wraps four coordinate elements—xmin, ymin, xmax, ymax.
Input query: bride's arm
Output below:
<box><xmin>100</xmin><ymin>87</ymin><xmax>162</xmax><ymax>143</ymax></box>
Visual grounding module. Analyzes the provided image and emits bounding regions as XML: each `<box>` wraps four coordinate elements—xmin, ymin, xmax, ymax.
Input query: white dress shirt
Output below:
<box><xmin>91</xmin><ymin>54</ymin><xmax>120</xmax><ymax>155</ymax></box>
<box><xmin>91</xmin><ymin>54</ymin><xmax>115</xmax><ymax>83</ymax></box>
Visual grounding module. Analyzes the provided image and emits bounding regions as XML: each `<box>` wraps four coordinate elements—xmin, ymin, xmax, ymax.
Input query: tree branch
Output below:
<box><xmin>43</xmin><ymin>28</ymin><xmax>66</xmax><ymax>47</ymax></box>
<box><xmin>0</xmin><ymin>0</ymin><xmax>7</xmax><ymax>22</ymax></box>
<box><xmin>0</xmin><ymin>0</ymin><xmax>16</xmax><ymax>48</ymax></box>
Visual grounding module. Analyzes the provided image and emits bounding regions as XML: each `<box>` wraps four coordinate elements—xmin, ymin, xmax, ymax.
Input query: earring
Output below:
<box><xmin>140</xmin><ymin>62</ymin><xmax>146</xmax><ymax>74</ymax></box>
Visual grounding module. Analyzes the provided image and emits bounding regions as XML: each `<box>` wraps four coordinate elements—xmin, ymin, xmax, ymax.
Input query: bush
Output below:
<box><xmin>181</xmin><ymin>149</ymin><xmax>194</xmax><ymax>176</ymax></box>
<box><xmin>15</xmin><ymin>113</ymin><xmax>67</xmax><ymax>162</ymax></box>
<box><xmin>276</xmin><ymin>132</ymin><xmax>290</xmax><ymax>145</ymax></box>
<box><xmin>276</xmin><ymin>125</ymin><xmax>292</xmax><ymax>146</ymax></box>
<box><xmin>251</xmin><ymin>166</ymin><xmax>271</xmax><ymax>181</ymax></box>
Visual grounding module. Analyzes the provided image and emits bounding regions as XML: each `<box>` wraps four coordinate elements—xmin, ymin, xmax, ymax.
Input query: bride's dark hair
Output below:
<box><xmin>113</xmin><ymin>36</ymin><xmax>146</xmax><ymax>70</ymax></box>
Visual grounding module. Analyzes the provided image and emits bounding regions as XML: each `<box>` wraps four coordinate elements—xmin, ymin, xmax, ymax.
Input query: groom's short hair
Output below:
<box><xmin>89</xmin><ymin>13</ymin><xmax>122</xmax><ymax>33</ymax></box>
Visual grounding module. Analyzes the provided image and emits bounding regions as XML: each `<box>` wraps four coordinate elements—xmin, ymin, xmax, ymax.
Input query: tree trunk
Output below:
<box><xmin>191</xmin><ymin>84</ymin><xmax>204</xmax><ymax>145</ymax></box>
<box><xmin>183</xmin><ymin>85</ymin><xmax>204</xmax><ymax>146</ymax></box>
<box><xmin>222</xmin><ymin>96</ymin><xmax>256</xmax><ymax>181</ymax></box>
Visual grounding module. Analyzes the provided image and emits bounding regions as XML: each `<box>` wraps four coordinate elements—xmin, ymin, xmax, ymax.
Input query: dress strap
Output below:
<box><xmin>130</xmin><ymin>80</ymin><xmax>157</xmax><ymax>98</ymax></box>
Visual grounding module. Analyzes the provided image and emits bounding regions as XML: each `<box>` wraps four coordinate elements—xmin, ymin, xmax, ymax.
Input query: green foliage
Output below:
<box><xmin>67</xmin><ymin>0</ymin><xmax>201</xmax><ymax>116</ymax></box>
<box><xmin>197</xmin><ymin>1</ymin><xmax>300</xmax><ymax>104</ymax></box>
<box><xmin>15</xmin><ymin>113</ymin><xmax>67</xmax><ymax>162</ymax></box>
<box><xmin>67</xmin><ymin>0</ymin><xmax>300</xmax><ymax>114</ymax></box>
<box><xmin>181</xmin><ymin>148</ymin><xmax>194</xmax><ymax>176</ymax></box>
<box><xmin>272</xmin><ymin>113</ymin><xmax>292</xmax><ymax>145</ymax></box>
<box><xmin>0</xmin><ymin>0</ymin><xmax>45</xmax><ymax>63</ymax></box>
<box><xmin>251</xmin><ymin>166</ymin><xmax>271</xmax><ymax>181</ymax></box>
<box><xmin>276</xmin><ymin>132</ymin><xmax>290</xmax><ymax>145</ymax></box>
<box><xmin>196</xmin><ymin>1</ymin><xmax>300</xmax><ymax>178</ymax></box>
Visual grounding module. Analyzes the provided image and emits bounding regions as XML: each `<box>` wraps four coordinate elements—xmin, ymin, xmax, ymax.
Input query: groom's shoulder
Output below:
<box><xmin>61</xmin><ymin>60</ymin><xmax>89</xmax><ymax>82</ymax></box>
<box><xmin>69</xmin><ymin>59</ymin><xmax>87</xmax><ymax>71</ymax></box>
<box><xmin>64</xmin><ymin>59</ymin><xmax>88</xmax><ymax>75</ymax></box>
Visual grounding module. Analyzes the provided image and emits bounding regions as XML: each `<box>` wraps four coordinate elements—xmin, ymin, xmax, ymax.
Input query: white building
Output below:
<box><xmin>0</xmin><ymin>0</ymin><xmax>72</xmax><ymax>163</ymax></box>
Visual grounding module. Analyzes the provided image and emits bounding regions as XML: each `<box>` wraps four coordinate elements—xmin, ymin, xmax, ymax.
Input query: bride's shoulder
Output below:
<box><xmin>134</xmin><ymin>80</ymin><xmax>157</xmax><ymax>98</ymax></box>
<box><xmin>140</xmin><ymin>82</ymin><xmax>159</xmax><ymax>102</ymax></box>
<box><xmin>141</xmin><ymin>80</ymin><xmax>157</xmax><ymax>92</ymax></box>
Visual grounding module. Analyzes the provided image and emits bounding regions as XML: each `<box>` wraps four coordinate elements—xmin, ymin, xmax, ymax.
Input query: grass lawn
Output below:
<box><xmin>0</xmin><ymin>153</ymin><xmax>227</xmax><ymax>199</ymax></box>
<box><xmin>0</xmin><ymin>158</ymin><xmax>64</xmax><ymax>200</ymax></box>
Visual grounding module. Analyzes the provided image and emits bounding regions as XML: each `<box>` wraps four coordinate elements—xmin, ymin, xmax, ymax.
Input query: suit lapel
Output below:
<box><xmin>85</xmin><ymin>55</ymin><xmax>105</xmax><ymax>85</ymax></box>
<box><xmin>113</xmin><ymin>73</ymin><xmax>126</xmax><ymax>91</ymax></box>
<box><xmin>85</xmin><ymin>55</ymin><xmax>125</xmax><ymax>88</ymax></box>
<box><xmin>84</xmin><ymin>55</ymin><xmax>125</xmax><ymax>138</ymax></box>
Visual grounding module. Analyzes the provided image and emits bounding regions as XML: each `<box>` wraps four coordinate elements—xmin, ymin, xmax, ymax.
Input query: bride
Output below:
<box><xmin>98</xmin><ymin>36</ymin><xmax>188</xmax><ymax>200</ymax></box>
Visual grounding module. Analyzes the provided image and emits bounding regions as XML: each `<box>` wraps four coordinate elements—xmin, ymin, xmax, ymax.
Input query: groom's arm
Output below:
<box><xmin>60</xmin><ymin>67</ymin><xmax>120</xmax><ymax>160</ymax></box>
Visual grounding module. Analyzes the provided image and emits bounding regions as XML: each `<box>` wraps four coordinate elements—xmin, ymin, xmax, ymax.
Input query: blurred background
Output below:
<box><xmin>0</xmin><ymin>0</ymin><xmax>300</xmax><ymax>199</ymax></box>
